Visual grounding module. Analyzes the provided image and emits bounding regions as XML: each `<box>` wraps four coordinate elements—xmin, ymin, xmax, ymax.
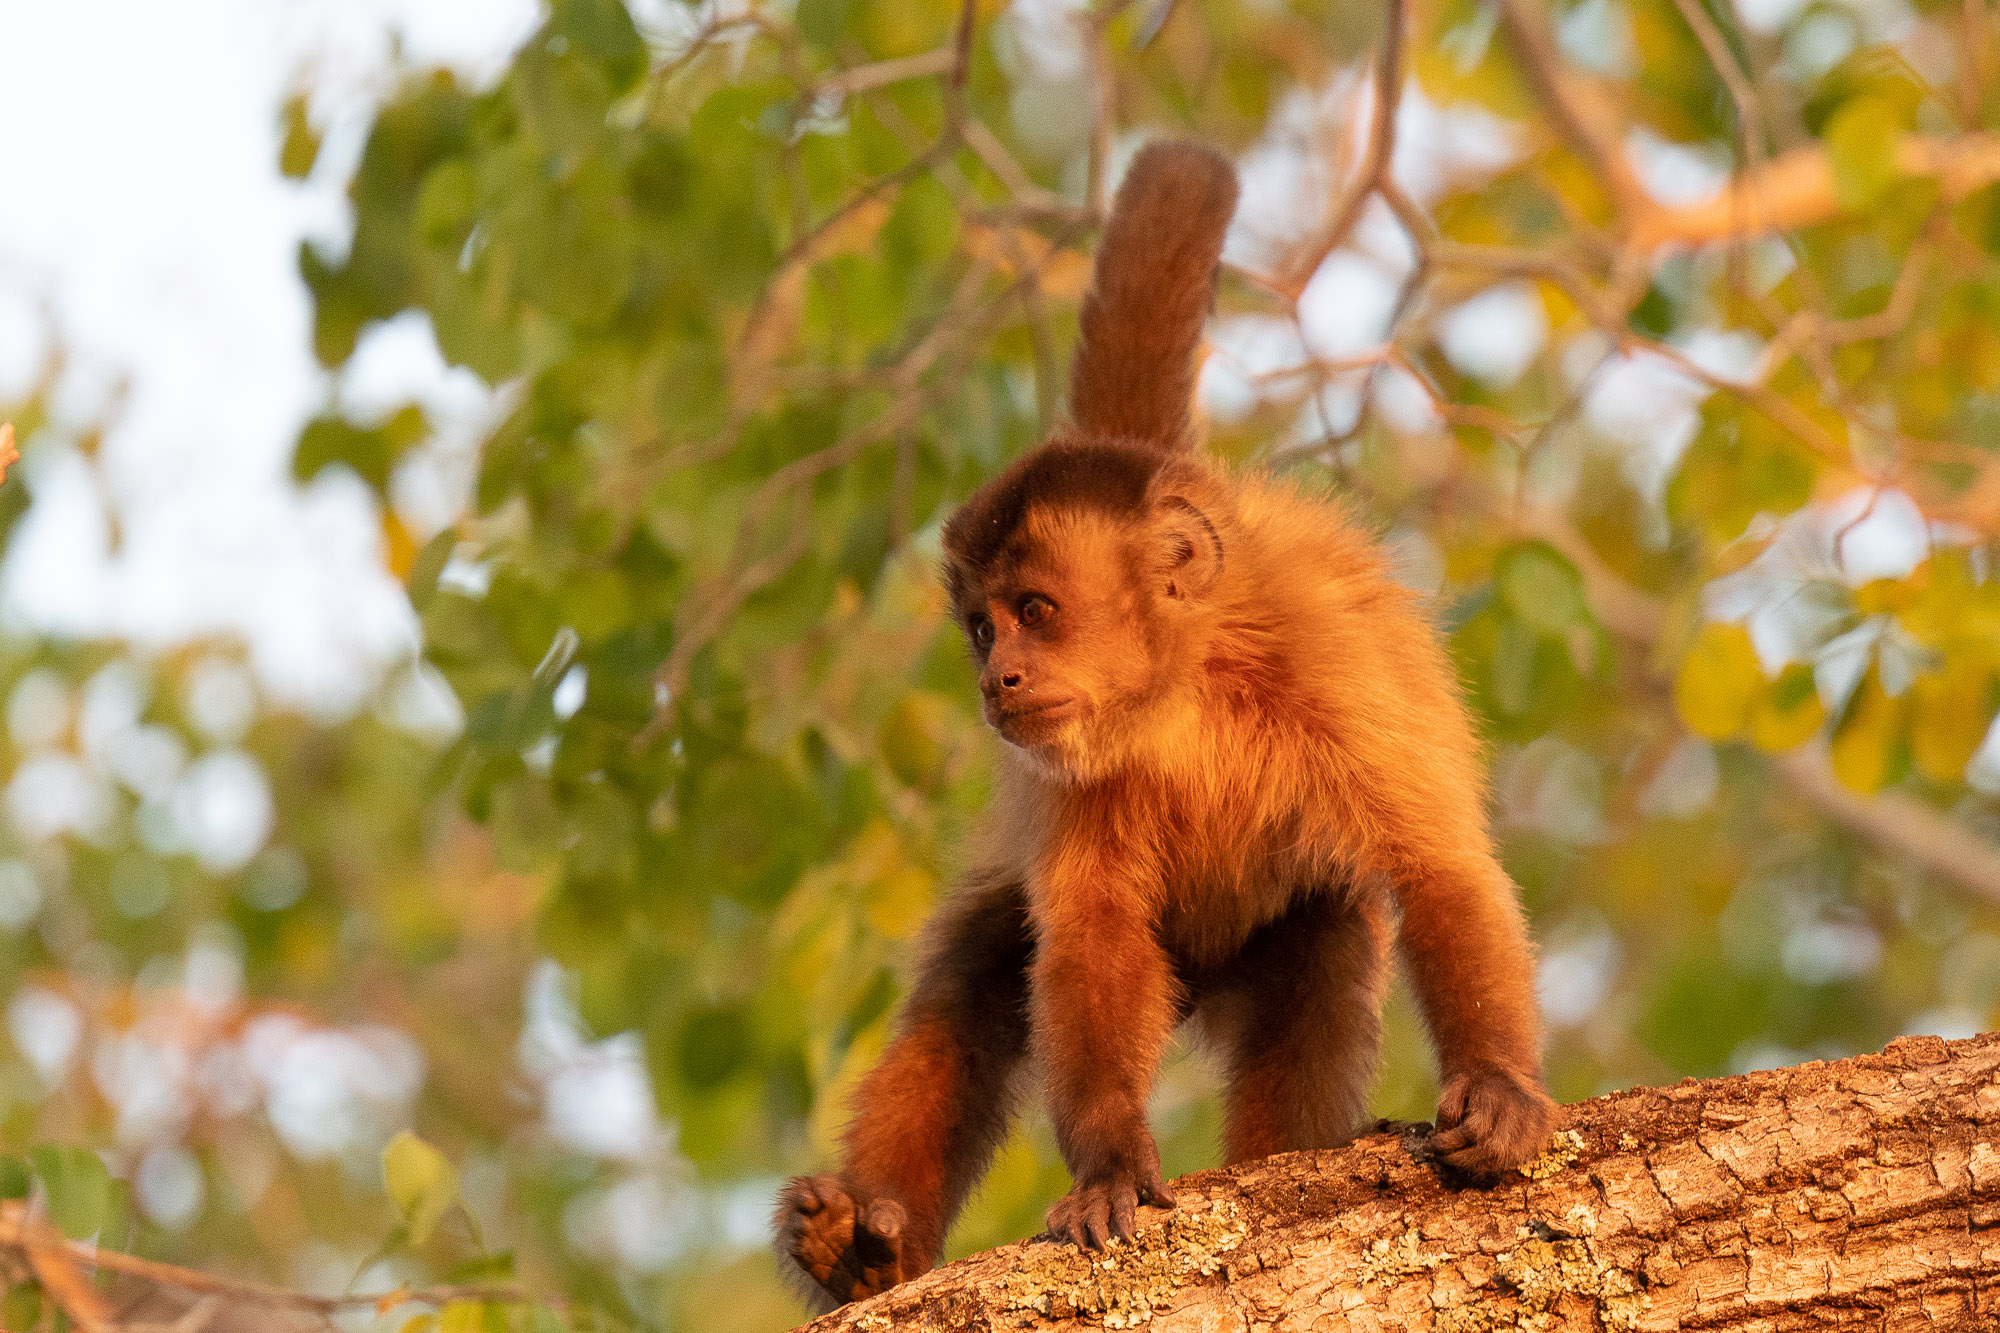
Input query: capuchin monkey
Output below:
<box><xmin>776</xmin><ymin>139</ymin><xmax>1556</xmax><ymax>1310</ymax></box>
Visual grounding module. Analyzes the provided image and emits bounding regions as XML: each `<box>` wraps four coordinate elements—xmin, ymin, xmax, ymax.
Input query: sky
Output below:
<box><xmin>0</xmin><ymin>0</ymin><xmax>538</xmax><ymax>714</ymax></box>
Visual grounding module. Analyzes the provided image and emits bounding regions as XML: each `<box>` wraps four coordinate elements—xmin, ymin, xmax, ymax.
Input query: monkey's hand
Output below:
<box><xmin>775</xmin><ymin>1175</ymin><xmax>915</xmax><ymax>1308</ymax></box>
<box><xmin>1430</xmin><ymin>1065</ymin><xmax>1558</xmax><ymax>1175</ymax></box>
<box><xmin>1045</xmin><ymin>1150</ymin><xmax>1176</xmax><ymax>1250</ymax></box>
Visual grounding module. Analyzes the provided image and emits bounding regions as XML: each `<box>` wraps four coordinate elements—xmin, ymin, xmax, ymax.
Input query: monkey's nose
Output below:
<box><xmin>1000</xmin><ymin>672</ymin><xmax>1023</xmax><ymax>690</ymax></box>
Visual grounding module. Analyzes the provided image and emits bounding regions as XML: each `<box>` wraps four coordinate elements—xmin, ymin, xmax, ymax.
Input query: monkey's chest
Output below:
<box><xmin>1151</xmin><ymin>829</ymin><xmax>1338</xmax><ymax>968</ymax></box>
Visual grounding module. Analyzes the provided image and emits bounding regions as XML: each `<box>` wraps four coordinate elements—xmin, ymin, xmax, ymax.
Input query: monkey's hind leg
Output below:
<box><xmin>1199</xmin><ymin>889</ymin><xmax>1394</xmax><ymax>1165</ymax></box>
<box><xmin>775</xmin><ymin>874</ymin><xmax>1033</xmax><ymax>1309</ymax></box>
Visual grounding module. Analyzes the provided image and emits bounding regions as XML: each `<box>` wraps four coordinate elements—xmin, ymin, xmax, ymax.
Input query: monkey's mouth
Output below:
<box><xmin>987</xmin><ymin>697</ymin><xmax>1076</xmax><ymax>739</ymax></box>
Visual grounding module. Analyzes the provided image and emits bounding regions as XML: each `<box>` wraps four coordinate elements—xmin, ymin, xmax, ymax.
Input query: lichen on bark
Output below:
<box><xmin>799</xmin><ymin>1033</ymin><xmax>2000</xmax><ymax>1332</ymax></box>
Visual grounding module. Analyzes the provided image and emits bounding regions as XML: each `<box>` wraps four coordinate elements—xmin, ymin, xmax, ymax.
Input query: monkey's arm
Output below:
<box><xmin>1391</xmin><ymin>845</ymin><xmax>1555</xmax><ymax>1164</ymax></box>
<box><xmin>1029</xmin><ymin>825</ymin><xmax>1179</xmax><ymax>1248</ymax></box>
<box><xmin>1336</xmin><ymin>655</ymin><xmax>1556</xmax><ymax>1172</ymax></box>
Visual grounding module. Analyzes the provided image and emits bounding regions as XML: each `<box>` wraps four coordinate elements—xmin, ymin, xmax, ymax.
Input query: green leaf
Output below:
<box><xmin>878</xmin><ymin>691</ymin><xmax>949</xmax><ymax>788</ymax></box>
<box><xmin>2</xmin><ymin>1281</ymin><xmax>42</xmax><ymax>1332</ymax></box>
<box><xmin>549</xmin><ymin>0</ymin><xmax>648</xmax><ymax>95</ymax></box>
<box><xmin>677</xmin><ymin>1004</ymin><xmax>751</xmax><ymax>1091</ymax></box>
<box><xmin>415</xmin><ymin>160</ymin><xmax>480</xmax><ymax>250</ymax></box>
<box><xmin>1495</xmin><ymin>540</ymin><xmax>1586</xmax><ymax>636</ymax></box>
<box><xmin>31</xmin><ymin>1147</ymin><xmax>110</xmax><ymax>1240</ymax></box>
<box><xmin>407</xmin><ymin>528</ymin><xmax>458</xmax><ymax>614</ymax></box>
<box><xmin>797</xmin><ymin>0</ymin><xmax>853</xmax><ymax>46</ymax></box>
<box><xmin>381</xmin><ymin>1131</ymin><xmax>460</xmax><ymax>1246</ymax></box>
<box><xmin>0</xmin><ymin>1156</ymin><xmax>28</xmax><ymax>1201</ymax></box>
<box><xmin>1668</xmin><ymin>401</ymin><xmax>1819</xmax><ymax>543</ymax></box>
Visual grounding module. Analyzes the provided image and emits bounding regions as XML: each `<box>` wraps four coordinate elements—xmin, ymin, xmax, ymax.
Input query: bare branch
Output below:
<box><xmin>0</xmin><ymin>1210</ymin><xmax>553</xmax><ymax>1322</ymax></box>
<box><xmin>1491</xmin><ymin>0</ymin><xmax>1647</xmax><ymax>213</ymax></box>
<box><xmin>1630</xmin><ymin>133</ymin><xmax>2000</xmax><ymax>250</ymax></box>
<box><xmin>814</xmin><ymin>47</ymin><xmax>957</xmax><ymax>99</ymax></box>
<box><xmin>1278</xmin><ymin>0</ymin><xmax>1407</xmax><ymax>300</ymax></box>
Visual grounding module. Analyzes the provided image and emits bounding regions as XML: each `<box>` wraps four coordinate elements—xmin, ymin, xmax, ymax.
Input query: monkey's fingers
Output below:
<box><xmin>861</xmin><ymin>1197</ymin><xmax>905</xmax><ymax>1244</ymax></box>
<box><xmin>847</xmin><ymin>1198</ymin><xmax>910</xmax><ymax>1296</ymax></box>
<box><xmin>776</xmin><ymin>1175</ymin><xmax>860</xmax><ymax>1292</ymax></box>
<box><xmin>1140</xmin><ymin>1174</ymin><xmax>1176</xmax><ymax>1209</ymax></box>
<box><xmin>1046</xmin><ymin>1195</ymin><xmax>1081</xmax><ymax>1248</ymax></box>
<box><xmin>1431</xmin><ymin>1069</ymin><xmax>1558</xmax><ymax>1174</ymax></box>
<box><xmin>781</xmin><ymin>1175</ymin><xmax>833</xmax><ymax>1219</ymax></box>
<box><xmin>1428</xmin><ymin>1107</ymin><xmax>1496</xmax><ymax>1165</ymax></box>
<box><xmin>1108</xmin><ymin>1182</ymin><xmax>1138</xmax><ymax>1242</ymax></box>
<box><xmin>1434</xmin><ymin>1076</ymin><xmax>1474</xmax><ymax>1131</ymax></box>
<box><xmin>1084</xmin><ymin>1188</ymin><xmax>1114</xmax><ymax>1250</ymax></box>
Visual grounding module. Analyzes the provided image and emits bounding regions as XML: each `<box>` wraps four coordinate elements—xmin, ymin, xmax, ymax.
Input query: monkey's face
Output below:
<box><xmin>945</xmin><ymin>497</ymin><xmax>1224</xmax><ymax>770</ymax></box>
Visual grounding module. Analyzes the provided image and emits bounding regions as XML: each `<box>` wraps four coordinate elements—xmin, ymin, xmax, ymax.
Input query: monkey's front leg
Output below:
<box><xmin>1031</xmin><ymin>862</ymin><xmax>1179</xmax><ymax>1249</ymax></box>
<box><xmin>1393</xmin><ymin>850</ymin><xmax>1557</xmax><ymax>1174</ymax></box>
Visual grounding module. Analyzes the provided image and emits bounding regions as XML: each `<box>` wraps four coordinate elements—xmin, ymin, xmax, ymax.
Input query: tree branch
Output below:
<box><xmin>0</xmin><ymin>1206</ymin><xmax>552</xmax><ymax>1327</ymax></box>
<box><xmin>798</xmin><ymin>1033</ymin><xmax>2000</xmax><ymax>1331</ymax></box>
<box><xmin>1630</xmin><ymin>133</ymin><xmax>2000</xmax><ymax>251</ymax></box>
<box><xmin>1770</xmin><ymin>743</ymin><xmax>2000</xmax><ymax>911</ymax></box>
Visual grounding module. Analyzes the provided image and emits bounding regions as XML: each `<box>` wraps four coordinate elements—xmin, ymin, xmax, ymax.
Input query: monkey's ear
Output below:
<box><xmin>1152</xmin><ymin>495</ymin><xmax>1225</xmax><ymax>599</ymax></box>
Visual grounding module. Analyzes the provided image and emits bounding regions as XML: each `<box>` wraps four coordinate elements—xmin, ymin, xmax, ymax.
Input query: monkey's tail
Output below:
<box><xmin>1068</xmin><ymin>139</ymin><xmax>1239</xmax><ymax>451</ymax></box>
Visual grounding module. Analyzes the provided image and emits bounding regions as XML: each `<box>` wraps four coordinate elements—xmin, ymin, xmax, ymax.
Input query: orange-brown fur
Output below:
<box><xmin>776</xmin><ymin>140</ymin><xmax>1555</xmax><ymax>1311</ymax></box>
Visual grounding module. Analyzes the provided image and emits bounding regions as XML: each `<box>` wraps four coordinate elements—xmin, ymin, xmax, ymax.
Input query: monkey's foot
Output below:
<box><xmin>1430</xmin><ymin>1065</ymin><xmax>1558</xmax><ymax>1175</ymax></box>
<box><xmin>1045</xmin><ymin>1167</ymin><xmax>1176</xmax><ymax>1250</ymax></box>
<box><xmin>775</xmin><ymin>1175</ymin><xmax>914</xmax><ymax>1308</ymax></box>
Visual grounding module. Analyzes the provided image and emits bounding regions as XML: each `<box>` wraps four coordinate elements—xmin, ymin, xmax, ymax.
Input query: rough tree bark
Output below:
<box><xmin>798</xmin><ymin>1033</ymin><xmax>2000</xmax><ymax>1332</ymax></box>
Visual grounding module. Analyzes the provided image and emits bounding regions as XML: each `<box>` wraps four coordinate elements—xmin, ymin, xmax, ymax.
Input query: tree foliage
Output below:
<box><xmin>5</xmin><ymin>0</ymin><xmax>2000</xmax><ymax>1329</ymax></box>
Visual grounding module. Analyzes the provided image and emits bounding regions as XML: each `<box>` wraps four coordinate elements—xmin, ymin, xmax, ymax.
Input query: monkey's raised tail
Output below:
<box><xmin>1068</xmin><ymin>140</ymin><xmax>1239</xmax><ymax>451</ymax></box>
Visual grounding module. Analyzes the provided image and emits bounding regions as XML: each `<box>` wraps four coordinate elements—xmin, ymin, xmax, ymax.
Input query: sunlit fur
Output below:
<box><xmin>776</xmin><ymin>140</ymin><xmax>1555</xmax><ymax>1310</ymax></box>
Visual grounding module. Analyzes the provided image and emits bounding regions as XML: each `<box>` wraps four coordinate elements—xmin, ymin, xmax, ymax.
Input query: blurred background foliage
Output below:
<box><xmin>5</xmin><ymin>0</ymin><xmax>2000</xmax><ymax>1327</ymax></box>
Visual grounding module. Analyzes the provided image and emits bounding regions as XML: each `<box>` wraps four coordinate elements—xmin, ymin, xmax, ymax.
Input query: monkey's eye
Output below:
<box><xmin>968</xmin><ymin>614</ymin><xmax>995</xmax><ymax>650</ymax></box>
<box><xmin>1018</xmin><ymin>594</ymin><xmax>1055</xmax><ymax>628</ymax></box>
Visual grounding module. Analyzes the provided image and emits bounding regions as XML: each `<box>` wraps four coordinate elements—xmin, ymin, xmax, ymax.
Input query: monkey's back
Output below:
<box><xmin>1132</xmin><ymin>468</ymin><xmax>1501</xmax><ymax>956</ymax></box>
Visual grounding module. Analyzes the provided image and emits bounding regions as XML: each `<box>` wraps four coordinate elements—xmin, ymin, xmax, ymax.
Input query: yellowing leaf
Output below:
<box><xmin>438</xmin><ymin>1302</ymin><xmax>486</xmax><ymax>1333</ymax></box>
<box><xmin>865</xmin><ymin>865</ymin><xmax>933</xmax><ymax>939</ymax></box>
<box><xmin>382</xmin><ymin>1130</ymin><xmax>459</xmax><ymax>1246</ymax></box>
<box><xmin>280</xmin><ymin>91</ymin><xmax>322</xmax><ymax>180</ymax></box>
<box><xmin>1829</xmin><ymin>668</ymin><xmax>1907</xmax><ymax>794</ymax></box>
<box><xmin>1674</xmin><ymin>622</ymin><xmax>1762</xmax><ymax>740</ymax></box>
<box><xmin>1909</xmin><ymin>661</ymin><xmax>1997</xmax><ymax>783</ymax></box>
<box><xmin>1826</xmin><ymin>95</ymin><xmax>1905</xmax><ymax>211</ymax></box>
<box><xmin>1853</xmin><ymin>573</ymin><xmax>1922</xmax><ymax>616</ymax></box>
<box><xmin>1536</xmin><ymin>279</ymin><xmax>1579</xmax><ymax>329</ymax></box>
<box><xmin>1749</xmin><ymin>662</ymin><xmax>1826</xmax><ymax>752</ymax></box>
<box><xmin>809</xmin><ymin>1019</ymin><xmax>887</xmax><ymax>1157</ymax></box>
<box><xmin>383</xmin><ymin>510</ymin><xmax>419</xmax><ymax>580</ymax></box>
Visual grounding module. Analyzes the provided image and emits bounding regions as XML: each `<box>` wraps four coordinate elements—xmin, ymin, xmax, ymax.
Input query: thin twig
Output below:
<box><xmin>1279</xmin><ymin>0</ymin><xmax>1407</xmax><ymax>300</ymax></box>
<box><xmin>0</xmin><ymin>1214</ymin><xmax>556</xmax><ymax>1319</ymax></box>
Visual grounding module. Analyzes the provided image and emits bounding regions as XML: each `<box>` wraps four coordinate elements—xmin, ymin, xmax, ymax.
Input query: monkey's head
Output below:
<box><xmin>941</xmin><ymin>437</ymin><xmax>1230</xmax><ymax>774</ymax></box>
<box><xmin>939</xmin><ymin>139</ymin><xmax>1241</xmax><ymax>776</ymax></box>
